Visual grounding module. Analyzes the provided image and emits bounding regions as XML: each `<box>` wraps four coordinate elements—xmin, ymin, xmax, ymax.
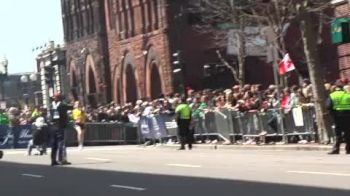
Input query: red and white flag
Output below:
<box><xmin>279</xmin><ymin>53</ymin><xmax>295</xmax><ymax>75</ymax></box>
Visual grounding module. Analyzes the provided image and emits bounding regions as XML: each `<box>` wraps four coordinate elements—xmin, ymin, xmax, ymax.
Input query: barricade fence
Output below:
<box><xmin>139</xmin><ymin>106</ymin><xmax>317</xmax><ymax>144</ymax></box>
<box><xmin>0</xmin><ymin>106</ymin><xmax>316</xmax><ymax>149</ymax></box>
<box><xmin>0</xmin><ymin>123</ymin><xmax>139</xmax><ymax>149</ymax></box>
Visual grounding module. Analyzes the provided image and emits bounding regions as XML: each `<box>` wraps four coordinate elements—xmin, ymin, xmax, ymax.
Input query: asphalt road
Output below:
<box><xmin>1</xmin><ymin>145</ymin><xmax>350</xmax><ymax>196</ymax></box>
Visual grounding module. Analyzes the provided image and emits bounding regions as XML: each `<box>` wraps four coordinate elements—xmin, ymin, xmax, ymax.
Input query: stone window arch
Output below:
<box><xmin>145</xmin><ymin>47</ymin><xmax>164</xmax><ymax>98</ymax></box>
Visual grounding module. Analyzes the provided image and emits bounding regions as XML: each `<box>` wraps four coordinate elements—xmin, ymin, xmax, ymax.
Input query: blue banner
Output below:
<box><xmin>0</xmin><ymin>125</ymin><xmax>33</xmax><ymax>149</ymax></box>
<box><xmin>139</xmin><ymin>117</ymin><xmax>153</xmax><ymax>140</ymax></box>
<box><xmin>139</xmin><ymin>115</ymin><xmax>168</xmax><ymax>140</ymax></box>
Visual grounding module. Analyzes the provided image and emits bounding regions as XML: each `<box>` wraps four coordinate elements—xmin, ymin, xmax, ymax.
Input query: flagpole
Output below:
<box><xmin>272</xmin><ymin>44</ymin><xmax>286</xmax><ymax>144</ymax></box>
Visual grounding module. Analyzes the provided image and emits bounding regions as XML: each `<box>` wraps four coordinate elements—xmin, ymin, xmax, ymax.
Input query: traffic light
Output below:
<box><xmin>44</xmin><ymin>66</ymin><xmax>54</xmax><ymax>85</ymax></box>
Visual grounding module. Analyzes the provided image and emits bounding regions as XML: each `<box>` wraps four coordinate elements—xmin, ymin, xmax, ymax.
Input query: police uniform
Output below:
<box><xmin>175</xmin><ymin>100</ymin><xmax>193</xmax><ymax>150</ymax></box>
<box><xmin>327</xmin><ymin>88</ymin><xmax>350</xmax><ymax>154</ymax></box>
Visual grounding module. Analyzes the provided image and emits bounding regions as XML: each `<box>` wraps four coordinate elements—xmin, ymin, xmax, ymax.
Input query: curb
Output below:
<box><xmin>155</xmin><ymin>144</ymin><xmax>341</xmax><ymax>152</ymax></box>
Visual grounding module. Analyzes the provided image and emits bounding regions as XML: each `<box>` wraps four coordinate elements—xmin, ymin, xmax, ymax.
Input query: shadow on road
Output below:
<box><xmin>0</xmin><ymin>161</ymin><xmax>349</xmax><ymax>196</ymax></box>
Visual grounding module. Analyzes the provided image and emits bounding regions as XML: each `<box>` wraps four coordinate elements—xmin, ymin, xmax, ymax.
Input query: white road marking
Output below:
<box><xmin>288</xmin><ymin>171</ymin><xmax>350</xmax><ymax>177</ymax></box>
<box><xmin>21</xmin><ymin>174</ymin><xmax>44</xmax><ymax>178</ymax></box>
<box><xmin>110</xmin><ymin>184</ymin><xmax>146</xmax><ymax>191</ymax></box>
<box><xmin>167</xmin><ymin>163</ymin><xmax>202</xmax><ymax>168</ymax></box>
<box><xmin>86</xmin><ymin>157</ymin><xmax>111</xmax><ymax>162</ymax></box>
<box><xmin>4</xmin><ymin>152</ymin><xmax>26</xmax><ymax>155</ymax></box>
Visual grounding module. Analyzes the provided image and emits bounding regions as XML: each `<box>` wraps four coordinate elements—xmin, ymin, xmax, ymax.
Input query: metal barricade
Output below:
<box><xmin>84</xmin><ymin>122</ymin><xmax>125</xmax><ymax>143</ymax></box>
<box><xmin>214</xmin><ymin>109</ymin><xmax>233</xmax><ymax>141</ymax></box>
<box><xmin>160</xmin><ymin>114</ymin><xmax>178</xmax><ymax>139</ymax></box>
<box><xmin>283</xmin><ymin>106</ymin><xmax>316</xmax><ymax>142</ymax></box>
<box><xmin>229</xmin><ymin>110</ymin><xmax>243</xmax><ymax>142</ymax></box>
<box><xmin>66</xmin><ymin>122</ymin><xmax>140</xmax><ymax>145</ymax></box>
<box><xmin>241</xmin><ymin>111</ymin><xmax>261</xmax><ymax>137</ymax></box>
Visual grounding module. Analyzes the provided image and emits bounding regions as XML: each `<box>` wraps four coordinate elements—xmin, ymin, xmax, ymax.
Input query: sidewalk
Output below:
<box><xmin>156</xmin><ymin>143</ymin><xmax>343</xmax><ymax>152</ymax></box>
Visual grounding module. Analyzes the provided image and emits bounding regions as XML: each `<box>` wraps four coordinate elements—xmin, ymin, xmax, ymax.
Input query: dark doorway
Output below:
<box><xmin>71</xmin><ymin>71</ymin><xmax>78</xmax><ymax>100</ymax></box>
<box><xmin>88</xmin><ymin>68</ymin><xmax>97</xmax><ymax>93</ymax></box>
<box><xmin>88</xmin><ymin>68</ymin><xmax>97</xmax><ymax>108</ymax></box>
<box><xmin>150</xmin><ymin>63</ymin><xmax>162</xmax><ymax>99</ymax></box>
<box><xmin>116</xmin><ymin>78</ymin><xmax>122</xmax><ymax>104</ymax></box>
<box><xmin>125</xmin><ymin>65</ymin><xmax>137</xmax><ymax>103</ymax></box>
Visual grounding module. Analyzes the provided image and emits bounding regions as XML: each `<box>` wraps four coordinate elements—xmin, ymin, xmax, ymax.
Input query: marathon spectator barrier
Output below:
<box><xmin>0</xmin><ymin>125</ymin><xmax>33</xmax><ymax>149</ymax></box>
<box><xmin>65</xmin><ymin>122</ymin><xmax>139</xmax><ymax>145</ymax></box>
<box><xmin>154</xmin><ymin>106</ymin><xmax>317</xmax><ymax>144</ymax></box>
<box><xmin>0</xmin><ymin>123</ymin><xmax>139</xmax><ymax>149</ymax></box>
<box><xmin>0</xmin><ymin>106</ymin><xmax>317</xmax><ymax>149</ymax></box>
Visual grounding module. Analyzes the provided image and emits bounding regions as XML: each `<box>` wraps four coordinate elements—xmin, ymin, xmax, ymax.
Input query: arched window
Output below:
<box><xmin>146</xmin><ymin>0</ymin><xmax>152</xmax><ymax>32</ymax></box>
<box><xmin>150</xmin><ymin>62</ymin><xmax>162</xmax><ymax>99</ymax></box>
<box><xmin>88</xmin><ymin>67</ymin><xmax>97</xmax><ymax>94</ymax></box>
<box><xmin>140</xmin><ymin>0</ymin><xmax>146</xmax><ymax>33</ymax></box>
<box><xmin>153</xmin><ymin>0</ymin><xmax>159</xmax><ymax>29</ymax></box>
<box><xmin>128</xmin><ymin>0</ymin><xmax>135</xmax><ymax>36</ymax></box>
<box><xmin>125</xmin><ymin>65</ymin><xmax>138</xmax><ymax>103</ymax></box>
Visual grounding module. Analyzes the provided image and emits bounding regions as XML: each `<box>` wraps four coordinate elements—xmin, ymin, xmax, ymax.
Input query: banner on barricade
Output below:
<box><xmin>140</xmin><ymin>117</ymin><xmax>153</xmax><ymax>139</ymax></box>
<box><xmin>152</xmin><ymin>116</ymin><xmax>168</xmax><ymax>139</ymax></box>
<box><xmin>139</xmin><ymin>115</ymin><xmax>168</xmax><ymax>140</ymax></box>
<box><xmin>0</xmin><ymin>125</ymin><xmax>33</xmax><ymax>149</ymax></box>
<box><xmin>292</xmin><ymin>107</ymin><xmax>304</xmax><ymax>127</ymax></box>
<box><xmin>161</xmin><ymin>114</ymin><xmax>178</xmax><ymax>137</ymax></box>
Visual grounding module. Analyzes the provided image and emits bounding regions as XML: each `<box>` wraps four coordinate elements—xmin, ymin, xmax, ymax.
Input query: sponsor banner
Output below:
<box><xmin>139</xmin><ymin>116</ymin><xmax>168</xmax><ymax>140</ymax></box>
<box><xmin>0</xmin><ymin>125</ymin><xmax>33</xmax><ymax>149</ymax></box>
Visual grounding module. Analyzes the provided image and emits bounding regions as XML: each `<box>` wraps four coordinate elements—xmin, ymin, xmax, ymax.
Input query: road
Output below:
<box><xmin>1</xmin><ymin>145</ymin><xmax>350</xmax><ymax>196</ymax></box>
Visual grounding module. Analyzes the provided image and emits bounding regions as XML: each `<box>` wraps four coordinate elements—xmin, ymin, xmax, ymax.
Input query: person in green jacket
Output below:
<box><xmin>175</xmin><ymin>96</ymin><xmax>192</xmax><ymax>150</ymax></box>
<box><xmin>0</xmin><ymin>109</ymin><xmax>9</xmax><ymax>125</ymax></box>
<box><xmin>0</xmin><ymin>109</ymin><xmax>8</xmax><ymax>159</ymax></box>
<box><xmin>327</xmin><ymin>81</ymin><xmax>350</xmax><ymax>155</ymax></box>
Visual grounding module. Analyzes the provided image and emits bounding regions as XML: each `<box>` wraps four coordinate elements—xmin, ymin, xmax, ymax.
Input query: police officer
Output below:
<box><xmin>327</xmin><ymin>81</ymin><xmax>350</xmax><ymax>155</ymax></box>
<box><xmin>175</xmin><ymin>96</ymin><xmax>193</xmax><ymax>150</ymax></box>
<box><xmin>50</xmin><ymin>93</ymin><xmax>73</xmax><ymax>166</ymax></box>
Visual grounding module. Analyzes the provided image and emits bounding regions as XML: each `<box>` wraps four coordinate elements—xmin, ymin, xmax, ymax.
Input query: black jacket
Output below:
<box><xmin>50</xmin><ymin>101</ymin><xmax>73</xmax><ymax>128</ymax></box>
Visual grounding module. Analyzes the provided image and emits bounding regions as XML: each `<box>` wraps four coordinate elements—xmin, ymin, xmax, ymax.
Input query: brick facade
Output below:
<box><xmin>106</xmin><ymin>0</ymin><xmax>172</xmax><ymax>103</ymax></box>
<box><xmin>335</xmin><ymin>1</ymin><xmax>350</xmax><ymax>79</ymax></box>
<box><xmin>63</xmin><ymin>0</ymin><xmax>341</xmax><ymax>106</ymax></box>
<box><xmin>62</xmin><ymin>0</ymin><xmax>111</xmax><ymax>106</ymax></box>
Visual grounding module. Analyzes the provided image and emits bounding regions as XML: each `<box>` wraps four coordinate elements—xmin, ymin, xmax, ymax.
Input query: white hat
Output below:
<box><xmin>34</xmin><ymin>117</ymin><xmax>47</xmax><ymax>129</ymax></box>
<box><xmin>136</xmin><ymin>100</ymin><xmax>143</xmax><ymax>105</ymax></box>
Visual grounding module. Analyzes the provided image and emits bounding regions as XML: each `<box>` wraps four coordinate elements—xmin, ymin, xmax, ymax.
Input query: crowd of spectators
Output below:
<box><xmin>1</xmin><ymin>78</ymin><xmax>349</xmax><ymax>126</ymax></box>
<box><xmin>82</xmin><ymin>79</ymin><xmax>318</xmax><ymax>124</ymax></box>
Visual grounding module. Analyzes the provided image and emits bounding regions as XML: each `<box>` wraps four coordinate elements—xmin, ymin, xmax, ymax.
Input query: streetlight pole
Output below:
<box><xmin>0</xmin><ymin>56</ymin><xmax>8</xmax><ymax>103</ymax></box>
<box><xmin>20</xmin><ymin>73</ymin><xmax>38</xmax><ymax>107</ymax></box>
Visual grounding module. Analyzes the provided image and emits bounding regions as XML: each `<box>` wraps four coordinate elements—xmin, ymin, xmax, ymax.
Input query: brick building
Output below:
<box><xmin>62</xmin><ymin>0</ymin><xmax>340</xmax><ymax>106</ymax></box>
<box><xmin>106</xmin><ymin>0</ymin><xmax>173</xmax><ymax>103</ymax></box>
<box><xmin>333</xmin><ymin>0</ymin><xmax>350</xmax><ymax>79</ymax></box>
<box><xmin>61</xmin><ymin>0</ymin><xmax>111</xmax><ymax>107</ymax></box>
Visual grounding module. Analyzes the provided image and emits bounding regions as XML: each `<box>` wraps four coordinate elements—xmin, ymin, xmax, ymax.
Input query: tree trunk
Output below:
<box><xmin>300</xmin><ymin>14</ymin><xmax>332</xmax><ymax>144</ymax></box>
<box><xmin>230</xmin><ymin>0</ymin><xmax>246</xmax><ymax>86</ymax></box>
<box><xmin>237</xmin><ymin>16</ymin><xmax>246</xmax><ymax>85</ymax></box>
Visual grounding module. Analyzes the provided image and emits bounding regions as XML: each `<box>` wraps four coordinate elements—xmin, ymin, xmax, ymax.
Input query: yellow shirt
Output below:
<box><xmin>72</xmin><ymin>109</ymin><xmax>86</xmax><ymax>123</ymax></box>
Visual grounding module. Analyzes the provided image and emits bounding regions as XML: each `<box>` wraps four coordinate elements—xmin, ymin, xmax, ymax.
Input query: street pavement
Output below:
<box><xmin>1</xmin><ymin>145</ymin><xmax>350</xmax><ymax>196</ymax></box>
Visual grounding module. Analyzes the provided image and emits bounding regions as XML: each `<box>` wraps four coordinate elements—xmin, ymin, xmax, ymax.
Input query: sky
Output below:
<box><xmin>0</xmin><ymin>0</ymin><xmax>63</xmax><ymax>74</ymax></box>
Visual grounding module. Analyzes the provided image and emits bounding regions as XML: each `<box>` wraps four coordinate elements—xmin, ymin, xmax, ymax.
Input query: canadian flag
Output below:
<box><xmin>279</xmin><ymin>53</ymin><xmax>296</xmax><ymax>75</ymax></box>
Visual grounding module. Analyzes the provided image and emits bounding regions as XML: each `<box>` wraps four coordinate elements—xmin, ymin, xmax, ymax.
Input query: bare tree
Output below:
<box><xmin>244</xmin><ymin>0</ymin><xmax>334</xmax><ymax>143</ymax></box>
<box><xmin>194</xmin><ymin>0</ymin><xmax>335</xmax><ymax>143</ymax></box>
